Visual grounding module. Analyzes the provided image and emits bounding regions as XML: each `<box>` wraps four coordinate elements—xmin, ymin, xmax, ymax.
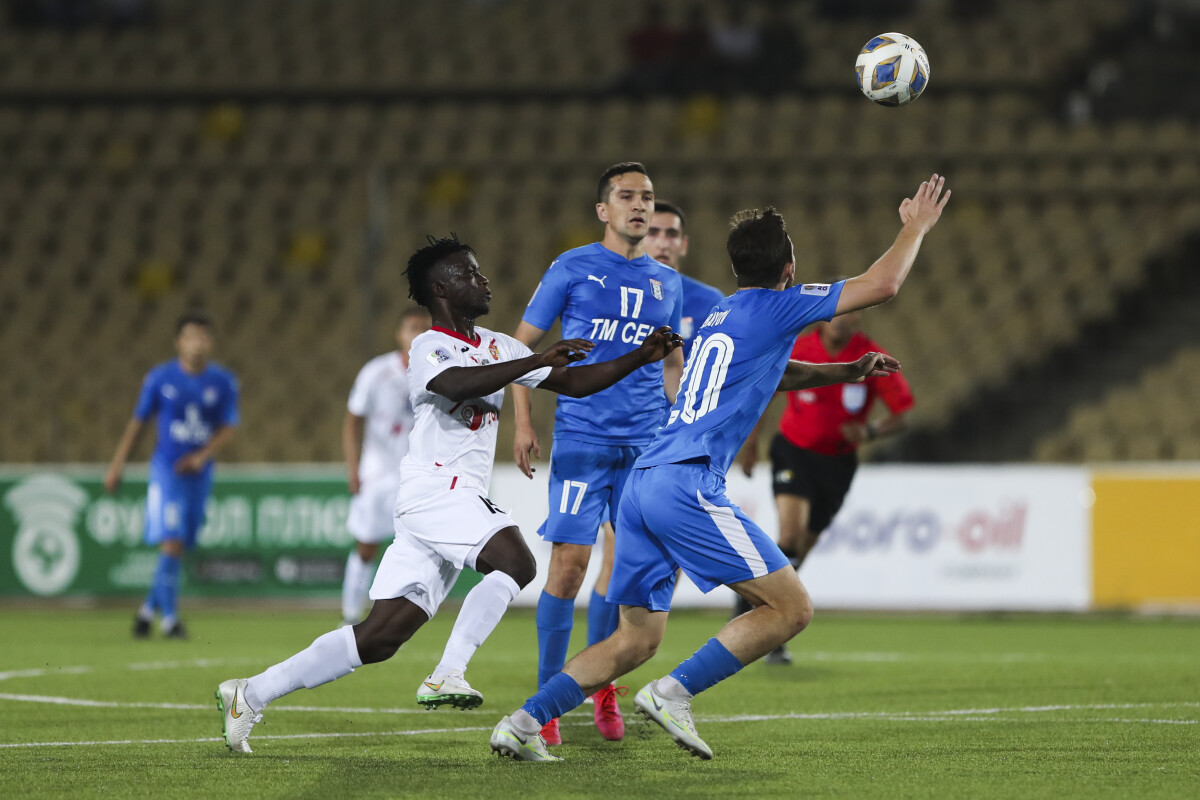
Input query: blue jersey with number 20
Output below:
<box><xmin>635</xmin><ymin>281</ymin><xmax>846</xmax><ymax>477</ymax></box>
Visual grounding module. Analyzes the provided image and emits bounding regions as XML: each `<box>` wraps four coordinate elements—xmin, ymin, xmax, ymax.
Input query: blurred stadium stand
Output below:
<box><xmin>2</xmin><ymin>0</ymin><xmax>1198</xmax><ymax>464</ymax></box>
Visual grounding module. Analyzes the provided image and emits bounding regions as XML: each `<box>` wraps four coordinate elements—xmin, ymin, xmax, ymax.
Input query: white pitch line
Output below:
<box><xmin>1</xmin><ymin>701</ymin><xmax>1197</xmax><ymax>749</ymax></box>
<box><xmin>0</xmin><ymin>693</ymin><xmax>447</xmax><ymax>715</ymax></box>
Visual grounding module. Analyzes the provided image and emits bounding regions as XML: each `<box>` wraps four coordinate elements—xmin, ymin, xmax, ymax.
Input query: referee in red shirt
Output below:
<box><xmin>736</xmin><ymin>308</ymin><xmax>913</xmax><ymax>663</ymax></box>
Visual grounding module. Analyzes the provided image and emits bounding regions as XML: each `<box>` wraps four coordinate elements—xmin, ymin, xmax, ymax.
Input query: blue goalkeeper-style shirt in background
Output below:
<box><xmin>523</xmin><ymin>243</ymin><xmax>683</xmax><ymax>445</ymax></box>
<box><xmin>677</xmin><ymin>272</ymin><xmax>725</xmax><ymax>361</ymax></box>
<box><xmin>134</xmin><ymin>360</ymin><xmax>240</xmax><ymax>481</ymax></box>
<box><xmin>636</xmin><ymin>280</ymin><xmax>846</xmax><ymax>476</ymax></box>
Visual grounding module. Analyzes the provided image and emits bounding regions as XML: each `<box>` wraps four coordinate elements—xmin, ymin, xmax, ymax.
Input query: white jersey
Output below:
<box><xmin>403</xmin><ymin>325</ymin><xmax>550</xmax><ymax>490</ymax></box>
<box><xmin>347</xmin><ymin>351</ymin><xmax>414</xmax><ymax>485</ymax></box>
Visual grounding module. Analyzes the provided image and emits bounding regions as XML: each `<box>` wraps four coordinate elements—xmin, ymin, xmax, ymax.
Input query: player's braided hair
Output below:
<box><xmin>404</xmin><ymin>234</ymin><xmax>475</xmax><ymax>308</ymax></box>
<box><xmin>727</xmin><ymin>207</ymin><xmax>792</xmax><ymax>288</ymax></box>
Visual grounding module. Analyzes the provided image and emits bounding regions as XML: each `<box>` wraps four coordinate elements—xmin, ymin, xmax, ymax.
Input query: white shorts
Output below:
<box><xmin>368</xmin><ymin>474</ymin><xmax>516</xmax><ymax>617</ymax></box>
<box><xmin>347</xmin><ymin>475</ymin><xmax>400</xmax><ymax>544</ymax></box>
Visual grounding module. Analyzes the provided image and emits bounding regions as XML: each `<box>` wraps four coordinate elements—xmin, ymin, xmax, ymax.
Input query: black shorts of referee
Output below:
<box><xmin>768</xmin><ymin>433</ymin><xmax>858</xmax><ymax>537</ymax></box>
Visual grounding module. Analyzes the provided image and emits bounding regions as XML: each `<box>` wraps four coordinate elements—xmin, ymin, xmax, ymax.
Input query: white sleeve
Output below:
<box><xmin>408</xmin><ymin>335</ymin><xmax>467</xmax><ymax>403</ymax></box>
<box><xmin>498</xmin><ymin>333</ymin><xmax>552</xmax><ymax>388</ymax></box>
<box><xmin>346</xmin><ymin>361</ymin><xmax>375</xmax><ymax>416</ymax></box>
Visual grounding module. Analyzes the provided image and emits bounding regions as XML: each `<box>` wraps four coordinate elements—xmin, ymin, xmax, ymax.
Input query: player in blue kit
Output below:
<box><xmin>645</xmin><ymin>200</ymin><xmax>724</xmax><ymax>360</ymax></box>
<box><xmin>491</xmin><ymin>174</ymin><xmax>950</xmax><ymax>762</ymax></box>
<box><xmin>511</xmin><ymin>162</ymin><xmax>685</xmax><ymax>744</ymax></box>
<box><xmin>105</xmin><ymin>311</ymin><xmax>239</xmax><ymax>639</ymax></box>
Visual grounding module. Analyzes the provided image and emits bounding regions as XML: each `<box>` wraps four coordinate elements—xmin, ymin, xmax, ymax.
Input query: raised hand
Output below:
<box><xmin>638</xmin><ymin>327</ymin><xmax>685</xmax><ymax>363</ymax></box>
<box><xmin>847</xmin><ymin>352</ymin><xmax>901</xmax><ymax>383</ymax></box>
<box><xmin>898</xmin><ymin>173</ymin><xmax>951</xmax><ymax>232</ymax></box>
<box><xmin>538</xmin><ymin>338</ymin><xmax>594</xmax><ymax>368</ymax></box>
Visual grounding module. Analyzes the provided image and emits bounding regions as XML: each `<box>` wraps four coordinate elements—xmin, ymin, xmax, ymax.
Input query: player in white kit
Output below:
<box><xmin>216</xmin><ymin>235</ymin><xmax>682</xmax><ymax>753</ymax></box>
<box><xmin>340</xmin><ymin>306</ymin><xmax>431</xmax><ymax>625</ymax></box>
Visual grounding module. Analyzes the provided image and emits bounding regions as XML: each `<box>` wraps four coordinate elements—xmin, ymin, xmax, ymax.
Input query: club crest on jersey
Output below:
<box><xmin>427</xmin><ymin>347</ymin><xmax>452</xmax><ymax>365</ymax></box>
<box><xmin>842</xmin><ymin>383</ymin><xmax>867</xmax><ymax>413</ymax></box>
<box><xmin>203</xmin><ymin>386</ymin><xmax>219</xmax><ymax>405</ymax></box>
<box><xmin>649</xmin><ymin>278</ymin><xmax>663</xmax><ymax>300</ymax></box>
<box><xmin>801</xmin><ymin>283</ymin><xmax>831</xmax><ymax>296</ymax></box>
<box><xmin>488</xmin><ymin>339</ymin><xmax>500</xmax><ymax>361</ymax></box>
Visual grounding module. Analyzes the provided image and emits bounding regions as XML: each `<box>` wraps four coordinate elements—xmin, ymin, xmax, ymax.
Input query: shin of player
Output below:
<box><xmin>492</xmin><ymin>175</ymin><xmax>950</xmax><ymax>763</ymax></box>
<box><xmin>340</xmin><ymin>307</ymin><xmax>431</xmax><ymax>626</ymax></box>
<box><xmin>105</xmin><ymin>311</ymin><xmax>239</xmax><ymax>640</ymax></box>
<box><xmin>511</xmin><ymin>162</ymin><xmax>685</xmax><ymax>744</ymax></box>
<box><xmin>217</xmin><ymin>235</ymin><xmax>682</xmax><ymax>754</ymax></box>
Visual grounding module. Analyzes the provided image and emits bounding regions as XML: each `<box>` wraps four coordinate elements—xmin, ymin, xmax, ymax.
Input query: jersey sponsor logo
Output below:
<box><xmin>588</xmin><ymin>318</ymin><xmax>659</xmax><ymax>344</ymax></box>
<box><xmin>169</xmin><ymin>403</ymin><xmax>213</xmax><ymax>444</ymax></box>
<box><xmin>427</xmin><ymin>347</ymin><xmax>452</xmax><ymax>366</ymax></box>
<box><xmin>162</xmin><ymin>384</ymin><xmax>178</xmax><ymax>400</ymax></box>
<box><xmin>587</xmin><ymin>274</ymin><xmax>608</xmax><ymax>288</ymax></box>
<box><xmin>488</xmin><ymin>339</ymin><xmax>500</xmax><ymax>361</ymax></box>
<box><xmin>801</xmin><ymin>283</ymin><xmax>831</xmax><ymax>296</ymax></box>
<box><xmin>451</xmin><ymin>401</ymin><xmax>498</xmax><ymax>432</ymax></box>
<box><xmin>649</xmin><ymin>278</ymin><xmax>663</xmax><ymax>300</ymax></box>
<box><xmin>796</xmin><ymin>390</ymin><xmax>817</xmax><ymax>403</ymax></box>
<box><xmin>842</xmin><ymin>383</ymin><xmax>867</xmax><ymax>413</ymax></box>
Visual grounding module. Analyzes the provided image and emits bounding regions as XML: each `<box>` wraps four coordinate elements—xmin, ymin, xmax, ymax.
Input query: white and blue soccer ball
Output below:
<box><xmin>855</xmin><ymin>32</ymin><xmax>930</xmax><ymax>106</ymax></box>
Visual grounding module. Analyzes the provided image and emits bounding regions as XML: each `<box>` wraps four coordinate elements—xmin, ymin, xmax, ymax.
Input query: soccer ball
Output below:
<box><xmin>855</xmin><ymin>32</ymin><xmax>930</xmax><ymax>106</ymax></box>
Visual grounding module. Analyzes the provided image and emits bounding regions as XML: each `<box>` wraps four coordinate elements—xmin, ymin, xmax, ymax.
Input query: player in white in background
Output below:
<box><xmin>216</xmin><ymin>235</ymin><xmax>681</xmax><ymax>754</ymax></box>
<box><xmin>341</xmin><ymin>306</ymin><xmax>432</xmax><ymax>625</ymax></box>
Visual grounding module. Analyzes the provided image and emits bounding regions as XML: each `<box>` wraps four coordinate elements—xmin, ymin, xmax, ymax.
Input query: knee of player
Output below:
<box><xmin>788</xmin><ymin>595</ymin><xmax>814</xmax><ymax>636</ymax></box>
<box><xmin>507</xmin><ymin>554</ymin><xmax>537</xmax><ymax>589</ymax></box>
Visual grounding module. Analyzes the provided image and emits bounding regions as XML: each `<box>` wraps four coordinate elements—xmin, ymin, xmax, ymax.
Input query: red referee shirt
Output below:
<box><xmin>777</xmin><ymin>330</ymin><xmax>914</xmax><ymax>456</ymax></box>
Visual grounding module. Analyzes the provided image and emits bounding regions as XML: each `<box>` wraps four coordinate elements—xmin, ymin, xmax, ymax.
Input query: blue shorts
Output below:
<box><xmin>538</xmin><ymin>436</ymin><xmax>644</xmax><ymax>545</ymax></box>
<box><xmin>145</xmin><ymin>464</ymin><xmax>211</xmax><ymax>550</ymax></box>
<box><xmin>608</xmin><ymin>462</ymin><xmax>790</xmax><ymax>612</ymax></box>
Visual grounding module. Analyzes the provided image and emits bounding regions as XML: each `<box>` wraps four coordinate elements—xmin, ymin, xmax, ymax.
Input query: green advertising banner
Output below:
<box><xmin>0</xmin><ymin>467</ymin><xmax>481</xmax><ymax>599</ymax></box>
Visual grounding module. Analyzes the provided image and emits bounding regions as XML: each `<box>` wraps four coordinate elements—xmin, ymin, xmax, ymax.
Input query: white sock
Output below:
<box><xmin>433</xmin><ymin>571</ymin><xmax>520</xmax><ymax>676</ymax></box>
<box><xmin>655</xmin><ymin>675</ymin><xmax>693</xmax><ymax>701</ymax></box>
<box><xmin>244</xmin><ymin>626</ymin><xmax>362</xmax><ymax>710</ymax></box>
<box><xmin>510</xmin><ymin>708</ymin><xmax>542</xmax><ymax>735</ymax></box>
<box><xmin>341</xmin><ymin>551</ymin><xmax>375</xmax><ymax>623</ymax></box>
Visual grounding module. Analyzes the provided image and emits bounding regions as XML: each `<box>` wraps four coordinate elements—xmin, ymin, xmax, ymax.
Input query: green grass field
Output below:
<box><xmin>1</xmin><ymin>606</ymin><xmax>1197</xmax><ymax>799</ymax></box>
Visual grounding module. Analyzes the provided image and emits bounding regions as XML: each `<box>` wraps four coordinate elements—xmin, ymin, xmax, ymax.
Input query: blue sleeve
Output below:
<box><xmin>779</xmin><ymin>280</ymin><xmax>846</xmax><ymax>333</ymax></box>
<box><xmin>522</xmin><ymin>258</ymin><xmax>572</xmax><ymax>331</ymax></box>
<box><xmin>132</xmin><ymin>369</ymin><xmax>160</xmax><ymax>421</ymax></box>
<box><xmin>220</xmin><ymin>372</ymin><xmax>240</xmax><ymax>427</ymax></box>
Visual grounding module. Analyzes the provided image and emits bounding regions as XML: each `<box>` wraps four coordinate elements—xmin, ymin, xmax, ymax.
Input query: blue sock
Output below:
<box><xmin>536</xmin><ymin>592</ymin><xmax>575</xmax><ymax>688</ymax></box>
<box><xmin>151</xmin><ymin>553</ymin><xmax>182</xmax><ymax>622</ymax></box>
<box><xmin>521</xmin><ymin>672</ymin><xmax>587</xmax><ymax>726</ymax></box>
<box><xmin>586</xmin><ymin>590</ymin><xmax>620</xmax><ymax>647</ymax></box>
<box><xmin>670</xmin><ymin>638</ymin><xmax>745</xmax><ymax>696</ymax></box>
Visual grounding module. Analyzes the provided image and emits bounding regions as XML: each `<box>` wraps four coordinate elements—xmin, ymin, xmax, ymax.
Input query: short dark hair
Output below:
<box><xmin>726</xmin><ymin>207</ymin><xmax>792</xmax><ymax>288</ymax></box>
<box><xmin>399</xmin><ymin>305</ymin><xmax>432</xmax><ymax>326</ymax></box>
<box><xmin>597</xmin><ymin>162</ymin><xmax>649</xmax><ymax>204</ymax></box>
<box><xmin>175</xmin><ymin>310</ymin><xmax>214</xmax><ymax>336</ymax></box>
<box><xmin>652</xmin><ymin>200</ymin><xmax>687</xmax><ymax>232</ymax></box>
<box><xmin>404</xmin><ymin>234</ymin><xmax>475</xmax><ymax>308</ymax></box>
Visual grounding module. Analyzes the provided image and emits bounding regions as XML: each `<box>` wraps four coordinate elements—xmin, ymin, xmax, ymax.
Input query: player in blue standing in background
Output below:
<box><xmin>491</xmin><ymin>174</ymin><xmax>950</xmax><ymax>762</ymax></box>
<box><xmin>105</xmin><ymin>311</ymin><xmax>240</xmax><ymax>639</ymax></box>
<box><xmin>644</xmin><ymin>200</ymin><xmax>724</xmax><ymax>359</ymax></box>
<box><xmin>511</xmin><ymin>162</ymin><xmax>685</xmax><ymax>745</ymax></box>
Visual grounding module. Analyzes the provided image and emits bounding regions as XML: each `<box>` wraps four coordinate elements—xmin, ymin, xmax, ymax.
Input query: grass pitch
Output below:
<box><xmin>1</xmin><ymin>606</ymin><xmax>1196</xmax><ymax>799</ymax></box>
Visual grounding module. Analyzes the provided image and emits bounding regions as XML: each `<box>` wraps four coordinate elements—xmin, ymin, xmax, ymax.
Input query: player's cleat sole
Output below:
<box><xmin>539</xmin><ymin>717</ymin><xmax>561</xmax><ymax>746</ymax></box>
<box><xmin>633</xmin><ymin>680</ymin><xmax>713</xmax><ymax>760</ymax></box>
<box><xmin>490</xmin><ymin>716</ymin><xmax>562</xmax><ymax>762</ymax></box>
<box><xmin>132</xmin><ymin>616</ymin><xmax>151</xmax><ymax>639</ymax></box>
<box><xmin>764</xmin><ymin>645</ymin><xmax>792</xmax><ymax>665</ymax></box>
<box><xmin>592</xmin><ymin>683</ymin><xmax>626</xmax><ymax>741</ymax></box>
<box><xmin>216</xmin><ymin>678</ymin><xmax>262</xmax><ymax>754</ymax></box>
<box><xmin>416</xmin><ymin>672</ymin><xmax>484</xmax><ymax>711</ymax></box>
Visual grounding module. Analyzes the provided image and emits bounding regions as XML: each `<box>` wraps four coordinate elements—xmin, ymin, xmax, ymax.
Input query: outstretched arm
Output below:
<box><xmin>428</xmin><ymin>339</ymin><xmax>592</xmax><ymax>403</ymax></box>
<box><xmin>835</xmin><ymin>174</ymin><xmax>951</xmax><ymax>315</ymax></box>
<box><xmin>538</xmin><ymin>327</ymin><xmax>683</xmax><ymax>398</ymax></box>
<box><xmin>777</xmin><ymin>352</ymin><xmax>900</xmax><ymax>392</ymax></box>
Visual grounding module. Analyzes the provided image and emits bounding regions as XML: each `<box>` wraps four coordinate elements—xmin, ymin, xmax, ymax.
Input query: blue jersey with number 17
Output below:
<box><xmin>635</xmin><ymin>280</ymin><xmax>846</xmax><ymax>477</ymax></box>
<box><xmin>524</xmin><ymin>243</ymin><xmax>683</xmax><ymax>445</ymax></box>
